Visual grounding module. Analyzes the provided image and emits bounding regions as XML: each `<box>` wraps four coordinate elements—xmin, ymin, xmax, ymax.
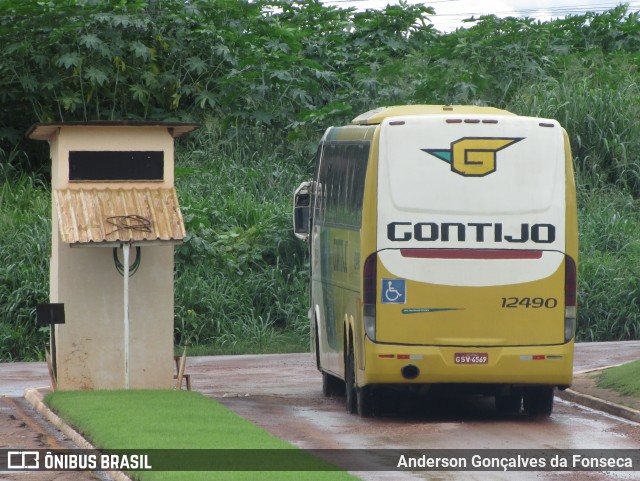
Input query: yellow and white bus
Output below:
<box><xmin>293</xmin><ymin>105</ymin><xmax>578</xmax><ymax>417</ymax></box>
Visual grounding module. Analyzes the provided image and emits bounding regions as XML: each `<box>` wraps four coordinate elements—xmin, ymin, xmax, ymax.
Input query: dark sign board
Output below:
<box><xmin>36</xmin><ymin>303</ymin><xmax>65</xmax><ymax>326</ymax></box>
<box><xmin>69</xmin><ymin>151</ymin><xmax>164</xmax><ymax>181</ymax></box>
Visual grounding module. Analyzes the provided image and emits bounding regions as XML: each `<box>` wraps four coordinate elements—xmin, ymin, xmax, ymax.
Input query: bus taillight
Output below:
<box><xmin>564</xmin><ymin>255</ymin><xmax>577</xmax><ymax>343</ymax></box>
<box><xmin>363</xmin><ymin>253</ymin><xmax>377</xmax><ymax>341</ymax></box>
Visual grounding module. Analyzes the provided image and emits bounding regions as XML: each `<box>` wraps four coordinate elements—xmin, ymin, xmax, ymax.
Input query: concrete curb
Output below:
<box><xmin>555</xmin><ymin>366</ymin><xmax>640</xmax><ymax>424</ymax></box>
<box><xmin>24</xmin><ymin>387</ymin><xmax>132</xmax><ymax>481</ymax></box>
<box><xmin>556</xmin><ymin>388</ymin><xmax>640</xmax><ymax>423</ymax></box>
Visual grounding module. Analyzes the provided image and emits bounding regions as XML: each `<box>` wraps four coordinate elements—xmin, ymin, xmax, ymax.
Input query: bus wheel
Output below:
<box><xmin>357</xmin><ymin>385</ymin><xmax>374</xmax><ymax>417</ymax></box>
<box><xmin>345</xmin><ymin>348</ymin><xmax>357</xmax><ymax>414</ymax></box>
<box><xmin>523</xmin><ymin>387</ymin><xmax>554</xmax><ymax>418</ymax></box>
<box><xmin>495</xmin><ymin>390</ymin><xmax>522</xmax><ymax>415</ymax></box>
<box><xmin>322</xmin><ymin>371</ymin><xmax>345</xmax><ymax>397</ymax></box>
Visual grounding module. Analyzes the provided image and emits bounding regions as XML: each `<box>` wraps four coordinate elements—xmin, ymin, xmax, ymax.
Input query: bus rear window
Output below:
<box><xmin>379</xmin><ymin>117</ymin><xmax>563</xmax><ymax>215</ymax></box>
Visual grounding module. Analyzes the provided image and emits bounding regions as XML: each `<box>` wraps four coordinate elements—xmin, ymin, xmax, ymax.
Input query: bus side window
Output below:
<box><xmin>352</xmin><ymin>145</ymin><xmax>368</xmax><ymax>225</ymax></box>
<box><xmin>317</xmin><ymin>140</ymin><xmax>370</xmax><ymax>228</ymax></box>
<box><xmin>316</xmin><ymin>142</ymin><xmax>331</xmax><ymax>226</ymax></box>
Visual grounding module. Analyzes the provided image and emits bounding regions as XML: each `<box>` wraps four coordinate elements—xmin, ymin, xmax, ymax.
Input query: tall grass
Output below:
<box><xmin>172</xmin><ymin>119</ymin><xmax>312</xmax><ymax>352</ymax></box>
<box><xmin>576</xmin><ymin>189</ymin><xmax>640</xmax><ymax>341</ymax></box>
<box><xmin>0</xmin><ymin>173</ymin><xmax>50</xmax><ymax>360</ymax></box>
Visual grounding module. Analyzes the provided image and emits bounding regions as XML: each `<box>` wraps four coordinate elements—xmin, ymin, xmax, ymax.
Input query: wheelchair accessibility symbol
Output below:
<box><xmin>382</xmin><ymin>278</ymin><xmax>406</xmax><ymax>304</ymax></box>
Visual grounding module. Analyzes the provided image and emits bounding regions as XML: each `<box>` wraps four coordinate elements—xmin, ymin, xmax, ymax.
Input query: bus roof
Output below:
<box><xmin>352</xmin><ymin>105</ymin><xmax>515</xmax><ymax>125</ymax></box>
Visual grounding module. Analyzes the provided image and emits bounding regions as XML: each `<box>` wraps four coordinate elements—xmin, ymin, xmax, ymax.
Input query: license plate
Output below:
<box><xmin>454</xmin><ymin>353</ymin><xmax>488</xmax><ymax>364</ymax></box>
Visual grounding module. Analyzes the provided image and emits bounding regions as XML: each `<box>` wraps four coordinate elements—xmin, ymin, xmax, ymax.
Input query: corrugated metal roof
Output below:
<box><xmin>54</xmin><ymin>188</ymin><xmax>186</xmax><ymax>245</ymax></box>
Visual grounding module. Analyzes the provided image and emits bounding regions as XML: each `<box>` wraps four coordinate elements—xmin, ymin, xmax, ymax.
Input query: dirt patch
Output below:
<box><xmin>0</xmin><ymin>396</ymin><xmax>107</xmax><ymax>481</ymax></box>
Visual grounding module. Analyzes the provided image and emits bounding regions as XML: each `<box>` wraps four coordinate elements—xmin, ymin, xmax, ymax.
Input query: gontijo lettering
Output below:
<box><xmin>387</xmin><ymin>222</ymin><xmax>556</xmax><ymax>243</ymax></box>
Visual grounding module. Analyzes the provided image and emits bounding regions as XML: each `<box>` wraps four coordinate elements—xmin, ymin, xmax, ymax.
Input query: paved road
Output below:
<box><xmin>3</xmin><ymin>341</ymin><xmax>638</xmax><ymax>397</ymax></box>
<box><xmin>186</xmin><ymin>342</ymin><xmax>640</xmax><ymax>481</ymax></box>
<box><xmin>1</xmin><ymin>341</ymin><xmax>639</xmax><ymax>481</ymax></box>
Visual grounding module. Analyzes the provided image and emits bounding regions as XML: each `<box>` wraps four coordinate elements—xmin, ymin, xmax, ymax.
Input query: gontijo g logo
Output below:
<box><xmin>423</xmin><ymin>137</ymin><xmax>524</xmax><ymax>177</ymax></box>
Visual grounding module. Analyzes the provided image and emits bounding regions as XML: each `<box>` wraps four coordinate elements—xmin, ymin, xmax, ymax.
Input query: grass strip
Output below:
<box><xmin>45</xmin><ymin>390</ymin><xmax>358</xmax><ymax>481</ymax></box>
<box><xmin>596</xmin><ymin>360</ymin><xmax>640</xmax><ymax>397</ymax></box>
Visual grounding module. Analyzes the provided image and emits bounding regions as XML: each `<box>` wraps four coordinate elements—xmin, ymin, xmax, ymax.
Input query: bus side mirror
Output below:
<box><xmin>293</xmin><ymin>181</ymin><xmax>311</xmax><ymax>241</ymax></box>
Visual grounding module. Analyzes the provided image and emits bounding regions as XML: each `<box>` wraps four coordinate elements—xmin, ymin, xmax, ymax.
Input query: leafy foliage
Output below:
<box><xmin>1</xmin><ymin>0</ymin><xmax>640</xmax><ymax>359</ymax></box>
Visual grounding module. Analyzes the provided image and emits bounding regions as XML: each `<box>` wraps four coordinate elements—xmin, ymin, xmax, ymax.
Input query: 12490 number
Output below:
<box><xmin>501</xmin><ymin>297</ymin><xmax>558</xmax><ymax>308</ymax></box>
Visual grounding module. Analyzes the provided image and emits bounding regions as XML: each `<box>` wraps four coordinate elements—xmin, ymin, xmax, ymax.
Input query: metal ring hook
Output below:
<box><xmin>113</xmin><ymin>245</ymin><xmax>142</xmax><ymax>276</ymax></box>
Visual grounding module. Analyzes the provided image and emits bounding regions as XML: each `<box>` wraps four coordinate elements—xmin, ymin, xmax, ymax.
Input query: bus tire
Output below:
<box><xmin>357</xmin><ymin>385</ymin><xmax>374</xmax><ymax>417</ymax></box>
<box><xmin>322</xmin><ymin>371</ymin><xmax>332</xmax><ymax>397</ymax></box>
<box><xmin>346</xmin><ymin>348</ymin><xmax>357</xmax><ymax>414</ymax></box>
<box><xmin>495</xmin><ymin>389</ymin><xmax>522</xmax><ymax>415</ymax></box>
<box><xmin>322</xmin><ymin>371</ymin><xmax>344</xmax><ymax>397</ymax></box>
<box><xmin>523</xmin><ymin>386</ymin><xmax>554</xmax><ymax>418</ymax></box>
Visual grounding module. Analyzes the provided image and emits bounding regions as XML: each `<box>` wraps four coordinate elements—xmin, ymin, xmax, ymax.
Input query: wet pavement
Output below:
<box><xmin>4</xmin><ymin>341</ymin><xmax>638</xmax><ymax>398</ymax></box>
<box><xmin>1</xmin><ymin>341</ymin><xmax>639</xmax><ymax>481</ymax></box>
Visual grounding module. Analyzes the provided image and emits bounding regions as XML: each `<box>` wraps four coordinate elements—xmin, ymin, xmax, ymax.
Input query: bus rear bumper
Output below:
<box><xmin>362</xmin><ymin>337</ymin><xmax>574</xmax><ymax>387</ymax></box>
